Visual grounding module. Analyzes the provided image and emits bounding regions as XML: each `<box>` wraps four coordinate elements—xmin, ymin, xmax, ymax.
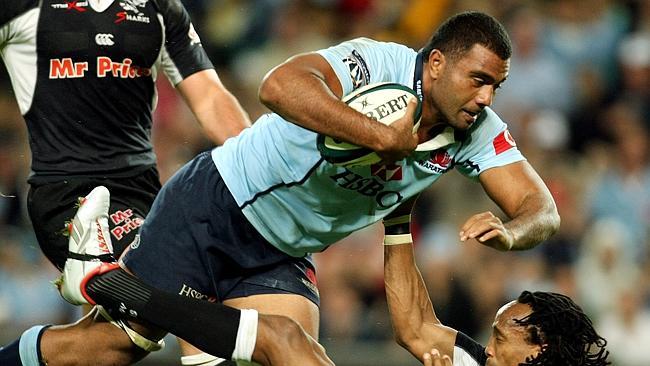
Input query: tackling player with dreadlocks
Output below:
<box><xmin>383</xmin><ymin>207</ymin><xmax>610</xmax><ymax>365</ymax></box>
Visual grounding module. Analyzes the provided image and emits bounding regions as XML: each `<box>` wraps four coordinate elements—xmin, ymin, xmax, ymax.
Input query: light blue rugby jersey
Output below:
<box><xmin>212</xmin><ymin>38</ymin><xmax>525</xmax><ymax>257</ymax></box>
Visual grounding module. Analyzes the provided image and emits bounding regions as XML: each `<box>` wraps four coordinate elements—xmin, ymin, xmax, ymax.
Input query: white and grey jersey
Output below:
<box><xmin>454</xmin><ymin>332</ymin><xmax>488</xmax><ymax>366</ymax></box>
<box><xmin>0</xmin><ymin>0</ymin><xmax>212</xmax><ymax>182</ymax></box>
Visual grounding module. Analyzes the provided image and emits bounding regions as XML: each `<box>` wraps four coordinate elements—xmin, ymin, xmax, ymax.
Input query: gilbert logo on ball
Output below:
<box><xmin>317</xmin><ymin>82</ymin><xmax>422</xmax><ymax>167</ymax></box>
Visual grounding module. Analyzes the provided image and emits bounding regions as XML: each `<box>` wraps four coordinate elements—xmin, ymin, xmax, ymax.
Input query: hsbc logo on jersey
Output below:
<box><xmin>49</xmin><ymin>57</ymin><xmax>151</xmax><ymax>79</ymax></box>
<box><xmin>330</xmin><ymin>169</ymin><xmax>403</xmax><ymax>208</ymax></box>
<box><xmin>371</xmin><ymin>163</ymin><xmax>402</xmax><ymax>181</ymax></box>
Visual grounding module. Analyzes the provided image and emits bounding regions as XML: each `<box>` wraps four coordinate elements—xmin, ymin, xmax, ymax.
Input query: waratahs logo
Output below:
<box><xmin>417</xmin><ymin>149</ymin><xmax>453</xmax><ymax>173</ymax></box>
<box><xmin>430</xmin><ymin>150</ymin><xmax>452</xmax><ymax>167</ymax></box>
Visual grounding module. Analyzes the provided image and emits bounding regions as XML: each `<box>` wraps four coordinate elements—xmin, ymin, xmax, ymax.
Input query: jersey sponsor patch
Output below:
<box><xmin>116</xmin><ymin>1</ymin><xmax>150</xmax><ymax>24</ymax></box>
<box><xmin>371</xmin><ymin>163</ymin><xmax>403</xmax><ymax>181</ymax></box>
<box><xmin>417</xmin><ymin>149</ymin><xmax>454</xmax><ymax>173</ymax></box>
<box><xmin>51</xmin><ymin>1</ymin><xmax>88</xmax><ymax>12</ymax></box>
<box><xmin>95</xmin><ymin>33</ymin><xmax>115</xmax><ymax>46</ymax></box>
<box><xmin>342</xmin><ymin>49</ymin><xmax>370</xmax><ymax>90</ymax></box>
<box><xmin>188</xmin><ymin>23</ymin><xmax>201</xmax><ymax>46</ymax></box>
<box><xmin>493</xmin><ymin>129</ymin><xmax>516</xmax><ymax>155</ymax></box>
<box><xmin>109</xmin><ymin>208</ymin><xmax>144</xmax><ymax>240</ymax></box>
<box><xmin>48</xmin><ymin>57</ymin><xmax>152</xmax><ymax>79</ymax></box>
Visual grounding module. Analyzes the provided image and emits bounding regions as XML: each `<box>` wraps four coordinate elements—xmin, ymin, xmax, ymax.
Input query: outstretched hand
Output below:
<box><xmin>376</xmin><ymin>97</ymin><xmax>419</xmax><ymax>164</ymax></box>
<box><xmin>459</xmin><ymin>211</ymin><xmax>515</xmax><ymax>251</ymax></box>
<box><xmin>423</xmin><ymin>349</ymin><xmax>452</xmax><ymax>366</ymax></box>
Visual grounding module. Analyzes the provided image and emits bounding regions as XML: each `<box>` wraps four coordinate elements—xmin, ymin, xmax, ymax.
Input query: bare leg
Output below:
<box><xmin>224</xmin><ymin>294</ymin><xmax>320</xmax><ymax>339</ymax></box>
<box><xmin>40</xmin><ymin>308</ymin><xmax>159</xmax><ymax>366</ymax></box>
<box><xmin>253</xmin><ymin>315</ymin><xmax>332</xmax><ymax>366</ymax></box>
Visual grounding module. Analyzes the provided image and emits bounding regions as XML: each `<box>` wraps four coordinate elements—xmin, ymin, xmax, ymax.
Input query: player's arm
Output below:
<box><xmin>177</xmin><ymin>69</ymin><xmax>251</xmax><ymax>145</ymax></box>
<box><xmin>258</xmin><ymin>53</ymin><xmax>417</xmax><ymax>162</ymax></box>
<box><xmin>158</xmin><ymin>0</ymin><xmax>249</xmax><ymax>145</ymax></box>
<box><xmin>461</xmin><ymin>161</ymin><xmax>560</xmax><ymax>251</ymax></box>
<box><xmin>383</xmin><ymin>197</ymin><xmax>457</xmax><ymax>362</ymax></box>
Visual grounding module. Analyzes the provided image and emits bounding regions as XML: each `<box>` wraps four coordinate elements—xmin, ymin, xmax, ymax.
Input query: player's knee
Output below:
<box><xmin>270</xmin><ymin>315</ymin><xmax>314</xmax><ymax>350</ymax></box>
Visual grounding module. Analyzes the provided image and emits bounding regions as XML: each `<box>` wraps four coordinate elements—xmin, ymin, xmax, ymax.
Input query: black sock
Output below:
<box><xmin>86</xmin><ymin>268</ymin><xmax>241</xmax><ymax>358</ymax></box>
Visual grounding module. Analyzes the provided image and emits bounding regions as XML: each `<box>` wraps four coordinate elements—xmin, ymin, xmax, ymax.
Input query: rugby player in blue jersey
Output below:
<box><xmin>1</xmin><ymin>11</ymin><xmax>560</xmax><ymax>366</ymax></box>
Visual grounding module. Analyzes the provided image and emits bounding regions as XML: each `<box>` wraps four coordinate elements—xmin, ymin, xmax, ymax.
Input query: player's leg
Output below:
<box><xmin>80</xmin><ymin>264</ymin><xmax>334</xmax><ymax>365</ymax></box>
<box><xmin>224</xmin><ymin>293</ymin><xmax>319</xmax><ymax>339</ymax></box>
<box><xmin>59</xmin><ymin>154</ymin><xmax>332</xmax><ymax>364</ymax></box>
<box><xmin>178</xmin><ymin>342</ymin><xmax>238</xmax><ymax>366</ymax></box>
<box><xmin>220</xmin><ymin>257</ymin><xmax>321</xmax><ymax>340</ymax></box>
<box><xmin>0</xmin><ymin>308</ymin><xmax>159</xmax><ymax>366</ymax></box>
<box><xmin>49</xmin><ymin>165</ymin><xmax>258</xmax><ymax>362</ymax></box>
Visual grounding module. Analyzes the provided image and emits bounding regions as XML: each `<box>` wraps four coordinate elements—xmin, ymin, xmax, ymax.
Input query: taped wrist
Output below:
<box><xmin>383</xmin><ymin>214</ymin><xmax>412</xmax><ymax>245</ymax></box>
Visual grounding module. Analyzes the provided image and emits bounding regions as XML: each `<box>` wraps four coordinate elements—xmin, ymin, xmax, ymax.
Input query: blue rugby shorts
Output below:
<box><xmin>122</xmin><ymin>151</ymin><xmax>319</xmax><ymax>305</ymax></box>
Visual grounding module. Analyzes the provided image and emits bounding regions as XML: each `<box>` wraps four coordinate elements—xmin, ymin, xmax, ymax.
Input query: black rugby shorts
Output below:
<box><xmin>27</xmin><ymin>167</ymin><xmax>161</xmax><ymax>271</ymax></box>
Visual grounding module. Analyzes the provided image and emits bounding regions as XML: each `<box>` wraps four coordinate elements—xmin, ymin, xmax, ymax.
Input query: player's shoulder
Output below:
<box><xmin>469</xmin><ymin>107</ymin><xmax>506</xmax><ymax>135</ymax></box>
<box><xmin>344</xmin><ymin>37</ymin><xmax>415</xmax><ymax>53</ymax></box>
<box><xmin>148</xmin><ymin>0</ymin><xmax>186</xmax><ymax>15</ymax></box>
<box><xmin>0</xmin><ymin>0</ymin><xmax>39</xmax><ymax>27</ymax></box>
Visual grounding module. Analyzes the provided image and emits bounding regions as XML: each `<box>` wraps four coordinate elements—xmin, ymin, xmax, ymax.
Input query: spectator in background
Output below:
<box><xmin>491</xmin><ymin>4</ymin><xmax>573</xmax><ymax>126</ymax></box>
<box><xmin>0</xmin><ymin>232</ymin><xmax>71</xmax><ymax>335</ymax></box>
<box><xmin>542</xmin><ymin>0</ymin><xmax>629</xmax><ymax>95</ymax></box>
<box><xmin>576</xmin><ymin>219</ymin><xmax>641</xmax><ymax>318</ymax></box>
<box><xmin>598</xmin><ymin>284</ymin><xmax>650</xmax><ymax>366</ymax></box>
<box><xmin>586</xmin><ymin>103</ymin><xmax>650</xmax><ymax>262</ymax></box>
<box><xmin>616</xmin><ymin>31</ymin><xmax>650</xmax><ymax>123</ymax></box>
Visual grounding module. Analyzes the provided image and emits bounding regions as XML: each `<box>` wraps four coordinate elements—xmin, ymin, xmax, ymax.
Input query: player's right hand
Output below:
<box><xmin>376</xmin><ymin>97</ymin><xmax>419</xmax><ymax>163</ymax></box>
<box><xmin>459</xmin><ymin>211</ymin><xmax>514</xmax><ymax>251</ymax></box>
<box><xmin>423</xmin><ymin>348</ymin><xmax>453</xmax><ymax>366</ymax></box>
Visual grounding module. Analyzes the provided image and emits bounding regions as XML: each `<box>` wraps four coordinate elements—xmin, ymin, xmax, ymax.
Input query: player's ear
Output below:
<box><xmin>427</xmin><ymin>49</ymin><xmax>444</xmax><ymax>79</ymax></box>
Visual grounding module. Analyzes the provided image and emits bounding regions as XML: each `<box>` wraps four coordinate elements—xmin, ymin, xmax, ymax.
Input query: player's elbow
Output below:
<box><xmin>394</xmin><ymin>333</ymin><xmax>430</xmax><ymax>361</ymax></box>
<box><xmin>392</xmin><ymin>325</ymin><xmax>423</xmax><ymax>353</ymax></box>
<box><xmin>541</xmin><ymin>198</ymin><xmax>561</xmax><ymax>241</ymax></box>
<box><xmin>549</xmin><ymin>206</ymin><xmax>561</xmax><ymax>236</ymax></box>
<box><xmin>258</xmin><ymin>65</ymin><xmax>286</xmax><ymax>110</ymax></box>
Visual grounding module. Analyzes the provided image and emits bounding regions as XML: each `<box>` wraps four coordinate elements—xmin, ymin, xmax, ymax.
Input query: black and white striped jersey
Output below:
<box><xmin>0</xmin><ymin>0</ymin><xmax>213</xmax><ymax>182</ymax></box>
<box><xmin>454</xmin><ymin>332</ymin><xmax>488</xmax><ymax>366</ymax></box>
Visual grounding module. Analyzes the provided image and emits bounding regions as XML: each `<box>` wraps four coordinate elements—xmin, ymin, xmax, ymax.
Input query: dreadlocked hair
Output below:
<box><xmin>515</xmin><ymin>291</ymin><xmax>610</xmax><ymax>366</ymax></box>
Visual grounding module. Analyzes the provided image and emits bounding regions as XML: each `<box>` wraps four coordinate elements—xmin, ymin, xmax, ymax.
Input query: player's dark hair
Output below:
<box><xmin>421</xmin><ymin>11</ymin><xmax>512</xmax><ymax>62</ymax></box>
<box><xmin>515</xmin><ymin>291</ymin><xmax>610</xmax><ymax>366</ymax></box>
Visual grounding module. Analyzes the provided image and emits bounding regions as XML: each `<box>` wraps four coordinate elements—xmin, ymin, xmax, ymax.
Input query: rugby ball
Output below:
<box><xmin>317</xmin><ymin>82</ymin><xmax>422</xmax><ymax>167</ymax></box>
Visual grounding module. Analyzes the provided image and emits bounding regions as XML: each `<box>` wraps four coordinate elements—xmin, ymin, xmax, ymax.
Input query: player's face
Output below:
<box><xmin>484</xmin><ymin>301</ymin><xmax>542</xmax><ymax>366</ymax></box>
<box><xmin>427</xmin><ymin>44</ymin><xmax>509</xmax><ymax>130</ymax></box>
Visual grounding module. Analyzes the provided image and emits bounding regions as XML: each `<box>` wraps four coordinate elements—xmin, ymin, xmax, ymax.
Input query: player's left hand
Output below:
<box><xmin>459</xmin><ymin>211</ymin><xmax>514</xmax><ymax>251</ymax></box>
<box><xmin>423</xmin><ymin>348</ymin><xmax>452</xmax><ymax>366</ymax></box>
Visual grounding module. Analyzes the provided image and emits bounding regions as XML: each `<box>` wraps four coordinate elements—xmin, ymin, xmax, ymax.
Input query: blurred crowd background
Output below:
<box><xmin>1</xmin><ymin>0</ymin><xmax>649</xmax><ymax>365</ymax></box>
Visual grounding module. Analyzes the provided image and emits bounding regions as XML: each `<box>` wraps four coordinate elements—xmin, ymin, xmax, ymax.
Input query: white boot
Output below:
<box><xmin>58</xmin><ymin>186</ymin><xmax>115</xmax><ymax>305</ymax></box>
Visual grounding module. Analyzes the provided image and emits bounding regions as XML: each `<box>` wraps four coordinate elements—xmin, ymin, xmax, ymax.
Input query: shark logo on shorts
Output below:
<box><xmin>129</xmin><ymin>234</ymin><xmax>141</xmax><ymax>250</ymax></box>
<box><xmin>342</xmin><ymin>49</ymin><xmax>370</xmax><ymax>90</ymax></box>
